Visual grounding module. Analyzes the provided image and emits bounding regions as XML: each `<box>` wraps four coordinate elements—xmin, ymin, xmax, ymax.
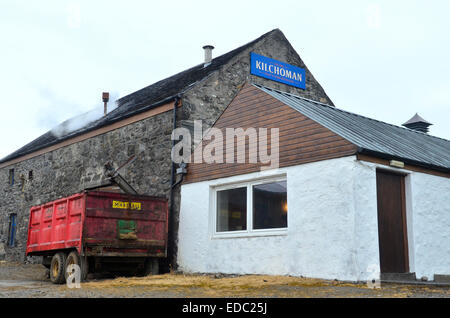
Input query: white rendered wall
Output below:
<box><xmin>410</xmin><ymin>172</ymin><xmax>450</xmax><ymax>279</ymax></box>
<box><xmin>178</xmin><ymin>156</ymin><xmax>378</xmax><ymax>281</ymax></box>
<box><xmin>178</xmin><ymin>156</ymin><xmax>450</xmax><ymax>281</ymax></box>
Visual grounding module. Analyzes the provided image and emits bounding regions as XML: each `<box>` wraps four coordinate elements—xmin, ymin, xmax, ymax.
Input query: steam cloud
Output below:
<box><xmin>50</xmin><ymin>92</ymin><xmax>120</xmax><ymax>138</ymax></box>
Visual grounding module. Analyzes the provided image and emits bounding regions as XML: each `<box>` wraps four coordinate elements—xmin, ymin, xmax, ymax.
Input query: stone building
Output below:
<box><xmin>0</xmin><ymin>29</ymin><xmax>332</xmax><ymax>264</ymax></box>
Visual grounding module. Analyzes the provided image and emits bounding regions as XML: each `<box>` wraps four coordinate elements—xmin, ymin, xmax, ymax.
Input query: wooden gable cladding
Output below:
<box><xmin>184</xmin><ymin>83</ymin><xmax>358</xmax><ymax>183</ymax></box>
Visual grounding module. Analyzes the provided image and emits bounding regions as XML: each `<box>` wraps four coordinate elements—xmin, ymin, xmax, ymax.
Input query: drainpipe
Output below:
<box><xmin>168</xmin><ymin>95</ymin><xmax>181</xmax><ymax>269</ymax></box>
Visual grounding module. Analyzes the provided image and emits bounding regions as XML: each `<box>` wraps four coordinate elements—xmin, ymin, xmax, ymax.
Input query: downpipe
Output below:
<box><xmin>167</xmin><ymin>95</ymin><xmax>181</xmax><ymax>270</ymax></box>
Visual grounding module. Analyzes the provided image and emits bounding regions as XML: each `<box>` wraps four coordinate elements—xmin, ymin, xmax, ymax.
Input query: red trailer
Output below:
<box><xmin>26</xmin><ymin>191</ymin><xmax>168</xmax><ymax>284</ymax></box>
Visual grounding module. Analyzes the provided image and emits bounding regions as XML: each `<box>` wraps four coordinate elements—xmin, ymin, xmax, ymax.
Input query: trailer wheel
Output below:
<box><xmin>142</xmin><ymin>258</ymin><xmax>159</xmax><ymax>276</ymax></box>
<box><xmin>50</xmin><ymin>253</ymin><xmax>67</xmax><ymax>284</ymax></box>
<box><xmin>65</xmin><ymin>251</ymin><xmax>89</xmax><ymax>283</ymax></box>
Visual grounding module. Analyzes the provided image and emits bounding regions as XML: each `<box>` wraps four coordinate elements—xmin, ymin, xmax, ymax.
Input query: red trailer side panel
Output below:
<box><xmin>83</xmin><ymin>191</ymin><xmax>168</xmax><ymax>257</ymax></box>
<box><xmin>26</xmin><ymin>191</ymin><xmax>168</xmax><ymax>258</ymax></box>
<box><xmin>26</xmin><ymin>193</ymin><xmax>85</xmax><ymax>255</ymax></box>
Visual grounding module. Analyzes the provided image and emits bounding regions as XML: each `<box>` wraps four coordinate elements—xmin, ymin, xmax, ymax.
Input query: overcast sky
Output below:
<box><xmin>1</xmin><ymin>1</ymin><xmax>449</xmax><ymax>160</ymax></box>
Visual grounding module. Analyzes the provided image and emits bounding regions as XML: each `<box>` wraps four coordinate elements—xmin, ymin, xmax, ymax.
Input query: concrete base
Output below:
<box><xmin>381</xmin><ymin>272</ymin><xmax>417</xmax><ymax>282</ymax></box>
<box><xmin>434</xmin><ymin>275</ymin><xmax>450</xmax><ymax>284</ymax></box>
<box><xmin>380</xmin><ymin>272</ymin><xmax>450</xmax><ymax>286</ymax></box>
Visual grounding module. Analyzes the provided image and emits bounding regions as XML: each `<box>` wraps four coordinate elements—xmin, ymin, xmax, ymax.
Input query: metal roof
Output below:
<box><xmin>256</xmin><ymin>84</ymin><xmax>450</xmax><ymax>172</ymax></box>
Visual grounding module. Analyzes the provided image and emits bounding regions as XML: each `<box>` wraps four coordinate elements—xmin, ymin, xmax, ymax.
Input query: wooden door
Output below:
<box><xmin>376</xmin><ymin>170</ymin><xmax>409</xmax><ymax>273</ymax></box>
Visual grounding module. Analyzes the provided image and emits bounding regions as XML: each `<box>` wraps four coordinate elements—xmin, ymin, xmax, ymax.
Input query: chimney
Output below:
<box><xmin>203</xmin><ymin>45</ymin><xmax>214</xmax><ymax>67</ymax></box>
<box><xmin>102</xmin><ymin>92</ymin><xmax>110</xmax><ymax>116</ymax></box>
<box><xmin>402</xmin><ymin>113</ymin><xmax>432</xmax><ymax>133</ymax></box>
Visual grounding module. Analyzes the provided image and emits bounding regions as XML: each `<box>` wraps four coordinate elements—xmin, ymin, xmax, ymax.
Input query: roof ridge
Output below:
<box><xmin>118</xmin><ymin>28</ymin><xmax>281</xmax><ymax>105</ymax></box>
<box><xmin>0</xmin><ymin>29</ymin><xmax>284</xmax><ymax>164</ymax></box>
<box><xmin>253</xmin><ymin>83</ymin><xmax>450</xmax><ymax>144</ymax></box>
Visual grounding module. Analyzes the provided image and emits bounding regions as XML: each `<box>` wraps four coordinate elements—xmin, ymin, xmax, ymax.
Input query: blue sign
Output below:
<box><xmin>250</xmin><ymin>52</ymin><xmax>306</xmax><ymax>90</ymax></box>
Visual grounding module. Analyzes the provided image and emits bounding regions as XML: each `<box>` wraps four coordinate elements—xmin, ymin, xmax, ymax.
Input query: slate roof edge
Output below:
<box><xmin>0</xmin><ymin>61</ymin><xmax>233</xmax><ymax>165</ymax></box>
<box><xmin>0</xmin><ymin>55</ymin><xmax>235</xmax><ymax>165</ymax></box>
<box><xmin>0</xmin><ymin>94</ymin><xmax>179</xmax><ymax>164</ymax></box>
<box><xmin>1</xmin><ymin>30</ymin><xmax>283</xmax><ymax>165</ymax></box>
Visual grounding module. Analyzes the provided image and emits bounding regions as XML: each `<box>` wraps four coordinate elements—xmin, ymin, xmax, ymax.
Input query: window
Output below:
<box><xmin>28</xmin><ymin>170</ymin><xmax>33</xmax><ymax>181</ymax></box>
<box><xmin>8</xmin><ymin>213</ymin><xmax>17</xmax><ymax>247</ymax></box>
<box><xmin>253</xmin><ymin>181</ymin><xmax>287</xmax><ymax>230</ymax></box>
<box><xmin>8</xmin><ymin>168</ymin><xmax>14</xmax><ymax>185</ymax></box>
<box><xmin>217</xmin><ymin>187</ymin><xmax>247</xmax><ymax>232</ymax></box>
<box><xmin>214</xmin><ymin>177</ymin><xmax>287</xmax><ymax>236</ymax></box>
<box><xmin>127</xmin><ymin>144</ymin><xmax>136</xmax><ymax>157</ymax></box>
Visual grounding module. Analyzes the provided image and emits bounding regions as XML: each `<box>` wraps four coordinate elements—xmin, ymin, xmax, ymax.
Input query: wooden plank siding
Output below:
<box><xmin>184</xmin><ymin>83</ymin><xmax>358</xmax><ymax>183</ymax></box>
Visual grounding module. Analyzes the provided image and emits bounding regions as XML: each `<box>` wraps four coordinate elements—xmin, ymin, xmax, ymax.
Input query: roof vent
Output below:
<box><xmin>203</xmin><ymin>45</ymin><xmax>214</xmax><ymax>67</ymax></box>
<box><xmin>402</xmin><ymin>113</ymin><xmax>432</xmax><ymax>133</ymax></box>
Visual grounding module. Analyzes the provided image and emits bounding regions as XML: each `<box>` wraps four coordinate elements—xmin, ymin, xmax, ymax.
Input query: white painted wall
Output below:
<box><xmin>178</xmin><ymin>155</ymin><xmax>450</xmax><ymax>281</ymax></box>
<box><xmin>410</xmin><ymin>172</ymin><xmax>450</xmax><ymax>279</ymax></box>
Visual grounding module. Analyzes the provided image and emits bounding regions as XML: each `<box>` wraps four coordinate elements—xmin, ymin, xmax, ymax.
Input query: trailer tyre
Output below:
<box><xmin>143</xmin><ymin>258</ymin><xmax>159</xmax><ymax>276</ymax></box>
<box><xmin>65</xmin><ymin>251</ymin><xmax>89</xmax><ymax>283</ymax></box>
<box><xmin>50</xmin><ymin>253</ymin><xmax>67</xmax><ymax>284</ymax></box>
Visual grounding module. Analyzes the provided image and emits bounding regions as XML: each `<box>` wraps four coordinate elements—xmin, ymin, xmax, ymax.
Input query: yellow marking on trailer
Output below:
<box><xmin>112</xmin><ymin>201</ymin><xmax>142</xmax><ymax>210</ymax></box>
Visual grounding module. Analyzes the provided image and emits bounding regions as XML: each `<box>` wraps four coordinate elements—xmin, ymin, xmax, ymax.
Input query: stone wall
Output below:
<box><xmin>0</xmin><ymin>111</ymin><xmax>174</xmax><ymax>262</ymax></box>
<box><xmin>181</xmin><ymin>29</ymin><xmax>333</xmax><ymax>129</ymax></box>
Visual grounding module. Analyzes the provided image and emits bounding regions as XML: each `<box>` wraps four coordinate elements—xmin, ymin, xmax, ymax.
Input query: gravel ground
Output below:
<box><xmin>0</xmin><ymin>261</ymin><xmax>449</xmax><ymax>298</ymax></box>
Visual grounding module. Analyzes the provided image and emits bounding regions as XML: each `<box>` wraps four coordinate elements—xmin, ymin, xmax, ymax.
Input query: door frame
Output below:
<box><xmin>376</xmin><ymin>168</ymin><xmax>410</xmax><ymax>273</ymax></box>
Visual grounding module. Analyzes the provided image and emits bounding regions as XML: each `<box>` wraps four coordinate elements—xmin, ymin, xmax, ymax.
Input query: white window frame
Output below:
<box><xmin>210</xmin><ymin>175</ymin><xmax>288</xmax><ymax>239</ymax></box>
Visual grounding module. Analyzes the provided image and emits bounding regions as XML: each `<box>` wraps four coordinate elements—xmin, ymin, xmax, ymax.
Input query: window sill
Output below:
<box><xmin>211</xmin><ymin>228</ymin><xmax>288</xmax><ymax>239</ymax></box>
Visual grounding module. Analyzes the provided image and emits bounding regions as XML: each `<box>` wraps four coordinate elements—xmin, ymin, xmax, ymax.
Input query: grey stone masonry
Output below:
<box><xmin>0</xmin><ymin>112</ymin><xmax>174</xmax><ymax>262</ymax></box>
